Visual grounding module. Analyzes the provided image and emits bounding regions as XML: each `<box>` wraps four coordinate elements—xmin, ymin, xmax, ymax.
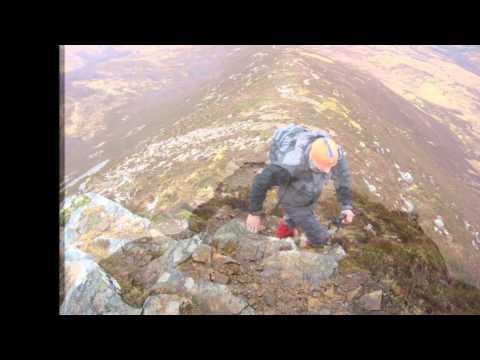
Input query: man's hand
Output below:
<box><xmin>246</xmin><ymin>214</ymin><xmax>264</xmax><ymax>233</ymax></box>
<box><xmin>341</xmin><ymin>209</ymin><xmax>355</xmax><ymax>224</ymax></box>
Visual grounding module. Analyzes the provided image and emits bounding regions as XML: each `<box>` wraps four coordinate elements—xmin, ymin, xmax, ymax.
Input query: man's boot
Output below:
<box><xmin>276</xmin><ymin>219</ymin><xmax>296</xmax><ymax>238</ymax></box>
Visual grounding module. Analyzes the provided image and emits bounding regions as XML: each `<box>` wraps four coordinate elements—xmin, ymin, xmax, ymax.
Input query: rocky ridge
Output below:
<box><xmin>60</xmin><ymin>183</ymin><xmax>480</xmax><ymax>315</ymax></box>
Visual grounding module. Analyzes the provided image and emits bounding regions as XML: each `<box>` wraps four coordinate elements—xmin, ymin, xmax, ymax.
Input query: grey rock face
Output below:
<box><xmin>212</xmin><ymin>218</ymin><xmax>250</xmax><ymax>251</ymax></box>
<box><xmin>61</xmin><ymin>260</ymin><xmax>141</xmax><ymax>315</ymax></box>
<box><xmin>167</xmin><ymin>234</ymin><xmax>203</xmax><ymax>267</ymax></box>
<box><xmin>62</xmin><ymin>192</ymin><xmax>161</xmax><ymax>261</ymax></box>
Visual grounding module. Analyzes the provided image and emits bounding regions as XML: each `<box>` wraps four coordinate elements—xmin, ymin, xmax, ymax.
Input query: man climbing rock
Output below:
<box><xmin>246</xmin><ymin>124</ymin><xmax>355</xmax><ymax>248</ymax></box>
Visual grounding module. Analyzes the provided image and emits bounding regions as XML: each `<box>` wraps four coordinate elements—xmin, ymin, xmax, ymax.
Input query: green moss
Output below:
<box><xmin>177</xmin><ymin>209</ymin><xmax>205</xmax><ymax>233</ymax></box>
<box><xmin>334</xmin><ymin>190</ymin><xmax>480</xmax><ymax>314</ymax></box>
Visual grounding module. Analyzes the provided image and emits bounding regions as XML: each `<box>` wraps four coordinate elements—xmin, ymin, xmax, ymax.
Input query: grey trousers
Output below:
<box><xmin>283</xmin><ymin>205</ymin><xmax>331</xmax><ymax>246</ymax></box>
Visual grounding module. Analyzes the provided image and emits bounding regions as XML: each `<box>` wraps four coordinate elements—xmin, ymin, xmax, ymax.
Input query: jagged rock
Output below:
<box><xmin>192</xmin><ymin>244</ymin><xmax>212</xmax><ymax>264</ymax></box>
<box><xmin>142</xmin><ymin>294</ymin><xmax>191</xmax><ymax>315</ymax></box>
<box><xmin>212</xmin><ymin>219</ymin><xmax>264</xmax><ymax>246</ymax></box>
<box><xmin>63</xmin><ymin>192</ymin><xmax>161</xmax><ymax>261</ymax></box>
<box><xmin>359</xmin><ymin>290</ymin><xmax>383</xmax><ymax>311</ymax></box>
<box><xmin>212</xmin><ymin>218</ymin><xmax>249</xmax><ymax>251</ymax></box>
<box><xmin>131</xmin><ymin>256</ymin><xmax>171</xmax><ymax>289</ymax></box>
<box><xmin>167</xmin><ymin>234</ymin><xmax>203</xmax><ymax>267</ymax></box>
<box><xmin>114</xmin><ymin>234</ymin><xmax>203</xmax><ymax>291</ymax></box>
<box><xmin>62</xmin><ymin>248</ymin><xmax>98</xmax><ymax>301</ymax></box>
<box><xmin>100</xmin><ymin>237</ymin><xmax>175</xmax><ymax>290</ymax></box>
<box><xmin>261</xmin><ymin>250</ymin><xmax>340</xmax><ymax>290</ymax></box>
<box><xmin>188</xmin><ymin>280</ymin><xmax>249</xmax><ymax>314</ymax></box>
<box><xmin>61</xmin><ymin>251</ymin><xmax>141</xmax><ymax>315</ymax></box>
<box><xmin>151</xmin><ymin>270</ymin><xmax>190</xmax><ymax>294</ymax></box>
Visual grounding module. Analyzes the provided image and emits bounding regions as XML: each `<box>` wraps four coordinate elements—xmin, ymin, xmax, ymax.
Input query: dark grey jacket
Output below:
<box><xmin>248</xmin><ymin>143</ymin><xmax>353</xmax><ymax>215</ymax></box>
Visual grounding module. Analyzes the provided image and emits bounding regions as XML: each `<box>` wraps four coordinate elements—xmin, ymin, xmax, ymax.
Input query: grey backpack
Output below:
<box><xmin>269</xmin><ymin>124</ymin><xmax>331</xmax><ymax>168</ymax></box>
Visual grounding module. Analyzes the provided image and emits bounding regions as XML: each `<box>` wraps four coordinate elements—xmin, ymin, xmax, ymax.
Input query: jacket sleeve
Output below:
<box><xmin>248</xmin><ymin>164</ymin><xmax>291</xmax><ymax>215</ymax></box>
<box><xmin>331</xmin><ymin>147</ymin><xmax>353</xmax><ymax>211</ymax></box>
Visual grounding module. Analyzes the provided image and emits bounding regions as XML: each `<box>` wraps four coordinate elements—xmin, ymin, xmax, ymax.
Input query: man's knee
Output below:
<box><xmin>287</xmin><ymin>210</ymin><xmax>330</xmax><ymax>246</ymax></box>
<box><xmin>303</xmin><ymin>221</ymin><xmax>330</xmax><ymax>245</ymax></box>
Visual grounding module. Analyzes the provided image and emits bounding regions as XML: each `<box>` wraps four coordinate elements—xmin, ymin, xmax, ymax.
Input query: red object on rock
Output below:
<box><xmin>276</xmin><ymin>219</ymin><xmax>296</xmax><ymax>238</ymax></box>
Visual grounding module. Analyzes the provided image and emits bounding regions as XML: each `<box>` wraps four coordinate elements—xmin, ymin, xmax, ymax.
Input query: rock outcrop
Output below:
<box><xmin>60</xmin><ymin>193</ymin><xmax>349</xmax><ymax>315</ymax></box>
<box><xmin>60</xmin><ymin>191</ymin><xmax>480</xmax><ymax>315</ymax></box>
<box><xmin>61</xmin><ymin>249</ymin><xmax>141</xmax><ymax>315</ymax></box>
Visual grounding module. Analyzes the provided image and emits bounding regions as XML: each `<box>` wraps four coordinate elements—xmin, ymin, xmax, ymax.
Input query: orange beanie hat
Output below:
<box><xmin>310</xmin><ymin>137</ymin><xmax>339</xmax><ymax>169</ymax></box>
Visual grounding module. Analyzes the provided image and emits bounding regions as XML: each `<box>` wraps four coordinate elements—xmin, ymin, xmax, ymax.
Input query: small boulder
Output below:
<box><xmin>212</xmin><ymin>218</ymin><xmax>261</xmax><ymax>253</ymax></box>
